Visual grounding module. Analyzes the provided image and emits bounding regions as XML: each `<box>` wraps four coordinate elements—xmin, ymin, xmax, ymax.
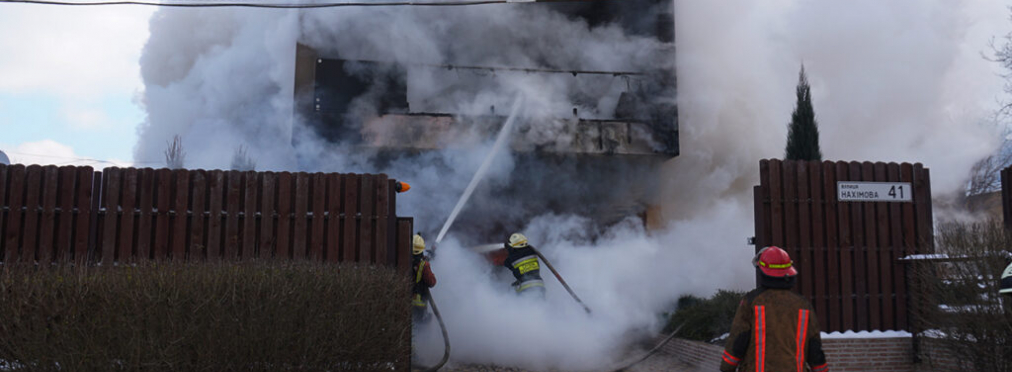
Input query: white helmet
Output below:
<box><xmin>412</xmin><ymin>234</ymin><xmax>425</xmax><ymax>255</ymax></box>
<box><xmin>507</xmin><ymin>233</ymin><xmax>529</xmax><ymax>249</ymax></box>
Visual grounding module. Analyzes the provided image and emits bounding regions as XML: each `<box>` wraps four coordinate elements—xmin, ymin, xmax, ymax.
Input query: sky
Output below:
<box><xmin>0</xmin><ymin>3</ymin><xmax>154</xmax><ymax>167</ymax></box>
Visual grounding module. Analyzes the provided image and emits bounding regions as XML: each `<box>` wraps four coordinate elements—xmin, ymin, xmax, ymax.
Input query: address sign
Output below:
<box><xmin>837</xmin><ymin>181</ymin><xmax>912</xmax><ymax>202</ymax></box>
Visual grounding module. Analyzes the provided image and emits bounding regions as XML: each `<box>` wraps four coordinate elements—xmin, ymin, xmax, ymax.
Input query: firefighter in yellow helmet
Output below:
<box><xmin>489</xmin><ymin>233</ymin><xmax>545</xmax><ymax>298</ymax></box>
<box><xmin>411</xmin><ymin>234</ymin><xmax>437</xmax><ymax>322</ymax></box>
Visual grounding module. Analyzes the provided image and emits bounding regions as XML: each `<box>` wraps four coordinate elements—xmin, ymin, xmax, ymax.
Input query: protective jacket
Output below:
<box><xmin>720</xmin><ymin>276</ymin><xmax>829</xmax><ymax>372</ymax></box>
<box><xmin>412</xmin><ymin>255</ymin><xmax>436</xmax><ymax>309</ymax></box>
<box><xmin>491</xmin><ymin>246</ymin><xmax>545</xmax><ymax>294</ymax></box>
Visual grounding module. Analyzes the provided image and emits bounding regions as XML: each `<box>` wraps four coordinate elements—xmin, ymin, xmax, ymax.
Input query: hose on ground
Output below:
<box><xmin>531</xmin><ymin>247</ymin><xmax>592</xmax><ymax>314</ymax></box>
<box><xmin>600</xmin><ymin>322</ymin><xmax>686</xmax><ymax>372</ymax></box>
<box><xmin>412</xmin><ymin>293</ymin><xmax>451</xmax><ymax>372</ymax></box>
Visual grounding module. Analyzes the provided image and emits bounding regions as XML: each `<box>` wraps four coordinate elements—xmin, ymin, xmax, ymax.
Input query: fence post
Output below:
<box><xmin>1003</xmin><ymin>167</ymin><xmax>1012</xmax><ymax>230</ymax></box>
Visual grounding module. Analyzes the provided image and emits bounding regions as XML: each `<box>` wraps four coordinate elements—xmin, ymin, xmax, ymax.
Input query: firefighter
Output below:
<box><xmin>720</xmin><ymin>246</ymin><xmax>829</xmax><ymax>372</ymax></box>
<box><xmin>412</xmin><ymin>234</ymin><xmax>437</xmax><ymax>323</ymax></box>
<box><xmin>490</xmin><ymin>233</ymin><xmax>546</xmax><ymax>298</ymax></box>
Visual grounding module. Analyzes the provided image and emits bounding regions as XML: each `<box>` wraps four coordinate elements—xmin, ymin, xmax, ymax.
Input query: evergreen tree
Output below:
<box><xmin>785</xmin><ymin>65</ymin><xmax>822</xmax><ymax>161</ymax></box>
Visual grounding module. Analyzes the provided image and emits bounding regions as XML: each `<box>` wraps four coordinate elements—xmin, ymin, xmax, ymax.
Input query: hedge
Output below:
<box><xmin>0</xmin><ymin>261</ymin><xmax>410</xmax><ymax>371</ymax></box>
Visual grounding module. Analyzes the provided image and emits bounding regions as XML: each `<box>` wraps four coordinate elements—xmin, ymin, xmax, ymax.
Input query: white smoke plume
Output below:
<box><xmin>134</xmin><ymin>0</ymin><xmax>1008</xmax><ymax>369</ymax></box>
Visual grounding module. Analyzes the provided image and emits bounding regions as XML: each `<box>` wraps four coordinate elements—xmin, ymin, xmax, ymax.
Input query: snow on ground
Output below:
<box><xmin>820</xmin><ymin>330</ymin><xmax>913</xmax><ymax>339</ymax></box>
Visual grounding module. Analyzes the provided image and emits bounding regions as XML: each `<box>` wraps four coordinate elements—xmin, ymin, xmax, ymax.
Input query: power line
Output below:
<box><xmin>0</xmin><ymin>0</ymin><xmax>607</xmax><ymax>8</ymax></box>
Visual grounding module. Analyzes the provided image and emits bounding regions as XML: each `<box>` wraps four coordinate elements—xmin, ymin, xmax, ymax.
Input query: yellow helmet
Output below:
<box><xmin>412</xmin><ymin>234</ymin><xmax>425</xmax><ymax>255</ymax></box>
<box><xmin>507</xmin><ymin>233</ymin><xmax>528</xmax><ymax>249</ymax></box>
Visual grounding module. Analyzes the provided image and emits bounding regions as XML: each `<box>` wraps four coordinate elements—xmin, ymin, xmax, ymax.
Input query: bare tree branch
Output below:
<box><xmin>164</xmin><ymin>135</ymin><xmax>186</xmax><ymax>169</ymax></box>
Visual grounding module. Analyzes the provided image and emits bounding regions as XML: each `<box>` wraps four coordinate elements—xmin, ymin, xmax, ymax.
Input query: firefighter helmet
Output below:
<box><xmin>1001</xmin><ymin>261</ymin><xmax>1012</xmax><ymax>296</ymax></box>
<box><xmin>753</xmin><ymin>246</ymin><xmax>797</xmax><ymax>277</ymax></box>
<box><xmin>507</xmin><ymin>233</ymin><xmax>529</xmax><ymax>249</ymax></box>
<box><xmin>413</xmin><ymin>234</ymin><xmax>425</xmax><ymax>255</ymax></box>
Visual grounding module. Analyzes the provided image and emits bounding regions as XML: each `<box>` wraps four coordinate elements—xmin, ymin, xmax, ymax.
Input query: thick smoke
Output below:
<box><xmin>134</xmin><ymin>0</ymin><xmax>1006</xmax><ymax>369</ymax></box>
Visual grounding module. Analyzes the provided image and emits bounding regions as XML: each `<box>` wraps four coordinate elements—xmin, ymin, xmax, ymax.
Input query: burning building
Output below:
<box><xmin>292</xmin><ymin>0</ymin><xmax>677</xmax><ymax>243</ymax></box>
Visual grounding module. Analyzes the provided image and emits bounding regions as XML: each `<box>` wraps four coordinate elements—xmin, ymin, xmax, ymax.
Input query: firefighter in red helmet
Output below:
<box><xmin>720</xmin><ymin>246</ymin><xmax>829</xmax><ymax>372</ymax></box>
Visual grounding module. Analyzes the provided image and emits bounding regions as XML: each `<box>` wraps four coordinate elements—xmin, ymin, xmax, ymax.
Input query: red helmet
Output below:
<box><xmin>753</xmin><ymin>246</ymin><xmax>797</xmax><ymax>277</ymax></box>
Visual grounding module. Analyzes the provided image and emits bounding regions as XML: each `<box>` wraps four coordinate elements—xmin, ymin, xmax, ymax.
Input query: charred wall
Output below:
<box><xmin>292</xmin><ymin>0</ymin><xmax>677</xmax><ymax>237</ymax></box>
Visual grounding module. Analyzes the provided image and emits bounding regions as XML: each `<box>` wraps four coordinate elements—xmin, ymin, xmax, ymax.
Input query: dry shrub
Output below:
<box><xmin>0</xmin><ymin>261</ymin><xmax>410</xmax><ymax>371</ymax></box>
<box><xmin>910</xmin><ymin>219</ymin><xmax>1012</xmax><ymax>372</ymax></box>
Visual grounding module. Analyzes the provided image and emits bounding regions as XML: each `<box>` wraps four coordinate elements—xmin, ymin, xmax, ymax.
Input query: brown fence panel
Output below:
<box><xmin>769</xmin><ymin>159</ymin><xmax>783</xmax><ymax>247</ymax></box>
<box><xmin>783</xmin><ymin>162</ymin><xmax>799</xmax><ymax>291</ymax></box>
<box><xmin>343</xmin><ymin>174</ymin><xmax>359</xmax><ymax>262</ymax></box>
<box><xmin>0</xmin><ymin>165</ymin><xmax>408</xmax><ymax>269</ymax></box>
<box><xmin>171</xmin><ymin>169</ymin><xmax>190</xmax><ymax>260</ymax></box>
<box><xmin>835</xmin><ymin>162</ymin><xmax>855</xmax><ymax>331</ymax></box>
<box><xmin>376</xmin><ymin>175</ymin><xmax>390</xmax><ymax>266</ymax></box>
<box><xmin>874</xmin><ymin>162</ymin><xmax>894</xmax><ymax>330</ymax></box>
<box><xmin>797</xmin><ymin>163</ymin><xmax>812</xmax><ymax>301</ymax></box>
<box><xmin>276</xmin><ymin>172</ymin><xmax>293</xmax><ymax>259</ymax></box>
<box><xmin>119</xmin><ymin>168</ymin><xmax>139</xmax><ymax>263</ymax></box>
<box><xmin>859</xmin><ymin>162</ymin><xmax>878</xmax><ymax>330</ymax></box>
<box><xmin>360</xmin><ymin>175</ymin><xmax>375</xmax><ymax>264</ymax></box>
<box><xmin>0</xmin><ymin>165</ymin><xmax>7</xmax><ymax>262</ymax></box>
<box><xmin>5</xmin><ymin>165</ymin><xmax>25</xmax><ymax>264</ymax></box>
<box><xmin>309</xmin><ymin>173</ymin><xmax>326</xmax><ymax>260</ymax></box>
<box><xmin>206</xmin><ymin>170</ymin><xmax>224</xmax><ymax>260</ymax></box>
<box><xmin>808</xmin><ymin>162</ymin><xmax>828</xmax><ymax>330</ymax></box>
<box><xmin>242</xmin><ymin>171</ymin><xmax>259</xmax><ymax>259</ymax></box>
<box><xmin>397</xmin><ymin>217</ymin><xmax>413</xmax><ymax>274</ymax></box>
<box><xmin>259</xmin><ymin>172</ymin><xmax>276</xmax><ymax>258</ymax></box>
<box><xmin>136</xmin><ymin>168</ymin><xmax>155</xmax><ymax>260</ymax></box>
<box><xmin>754</xmin><ymin>159</ymin><xmax>932</xmax><ymax>332</ymax></box>
<box><xmin>190</xmin><ymin>170</ymin><xmax>207</xmax><ymax>260</ymax></box>
<box><xmin>55</xmin><ymin>166</ymin><xmax>76</xmax><ymax>262</ymax></box>
<box><xmin>100</xmin><ymin>167</ymin><xmax>121</xmax><ymax>265</ymax></box>
<box><xmin>224</xmin><ymin>171</ymin><xmax>242</xmax><ymax>260</ymax></box>
<box><xmin>74</xmin><ymin>167</ymin><xmax>94</xmax><ymax>263</ymax></box>
<box><xmin>293</xmin><ymin>172</ymin><xmax>309</xmax><ymax>260</ymax></box>
<box><xmin>153</xmin><ymin>169</ymin><xmax>172</xmax><ymax>260</ymax></box>
<box><xmin>326</xmin><ymin>173</ymin><xmax>341</xmax><ymax>262</ymax></box>
<box><xmin>1004</xmin><ymin>166</ymin><xmax>1012</xmax><ymax>229</ymax></box>
<box><xmin>21</xmin><ymin>165</ymin><xmax>42</xmax><ymax>264</ymax></box>
<box><xmin>39</xmin><ymin>166</ymin><xmax>59</xmax><ymax>265</ymax></box>
<box><xmin>821</xmin><ymin>161</ymin><xmax>840</xmax><ymax>331</ymax></box>
<box><xmin>887</xmin><ymin>163</ymin><xmax>907</xmax><ymax>330</ymax></box>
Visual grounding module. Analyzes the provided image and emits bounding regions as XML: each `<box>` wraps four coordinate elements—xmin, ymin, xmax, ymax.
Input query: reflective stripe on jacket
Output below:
<box><xmin>503</xmin><ymin>246</ymin><xmax>543</xmax><ymax>284</ymax></box>
<box><xmin>513</xmin><ymin>278</ymin><xmax>545</xmax><ymax>293</ymax></box>
<box><xmin>412</xmin><ymin>257</ymin><xmax>436</xmax><ymax>308</ymax></box>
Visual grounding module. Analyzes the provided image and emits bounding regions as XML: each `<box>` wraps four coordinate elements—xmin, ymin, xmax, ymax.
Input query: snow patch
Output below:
<box><xmin>820</xmin><ymin>330</ymin><xmax>912</xmax><ymax>339</ymax></box>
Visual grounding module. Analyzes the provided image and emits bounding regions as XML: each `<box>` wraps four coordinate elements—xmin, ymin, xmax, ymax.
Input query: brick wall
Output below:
<box><xmin>660</xmin><ymin>338</ymin><xmax>723</xmax><ymax>370</ymax></box>
<box><xmin>661</xmin><ymin>335</ymin><xmax>941</xmax><ymax>372</ymax></box>
<box><xmin>822</xmin><ymin>337</ymin><xmax>913</xmax><ymax>372</ymax></box>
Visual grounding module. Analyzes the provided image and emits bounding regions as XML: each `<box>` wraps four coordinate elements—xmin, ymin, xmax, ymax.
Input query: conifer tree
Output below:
<box><xmin>785</xmin><ymin>65</ymin><xmax>822</xmax><ymax>161</ymax></box>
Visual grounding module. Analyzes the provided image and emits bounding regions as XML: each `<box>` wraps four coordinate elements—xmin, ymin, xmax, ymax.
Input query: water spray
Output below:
<box><xmin>434</xmin><ymin>93</ymin><xmax>525</xmax><ymax>245</ymax></box>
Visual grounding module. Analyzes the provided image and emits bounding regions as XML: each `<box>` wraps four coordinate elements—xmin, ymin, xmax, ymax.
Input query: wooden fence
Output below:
<box><xmin>0</xmin><ymin>164</ymin><xmax>414</xmax><ymax>272</ymax></box>
<box><xmin>753</xmin><ymin>159</ymin><xmax>934</xmax><ymax>333</ymax></box>
<box><xmin>1002</xmin><ymin>166</ymin><xmax>1012</xmax><ymax>230</ymax></box>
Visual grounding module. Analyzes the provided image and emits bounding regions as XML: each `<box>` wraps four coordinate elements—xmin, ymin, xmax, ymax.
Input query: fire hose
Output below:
<box><xmin>411</xmin><ymin>293</ymin><xmax>450</xmax><ymax>372</ymax></box>
<box><xmin>598</xmin><ymin>321</ymin><xmax>685</xmax><ymax>372</ymax></box>
<box><xmin>531</xmin><ymin>247</ymin><xmax>592</xmax><ymax>314</ymax></box>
